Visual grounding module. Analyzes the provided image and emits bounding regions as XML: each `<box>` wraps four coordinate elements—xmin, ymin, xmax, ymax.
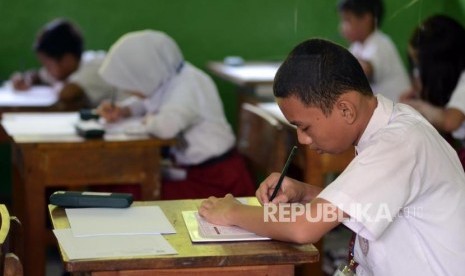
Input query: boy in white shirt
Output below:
<box><xmin>338</xmin><ymin>0</ymin><xmax>410</xmax><ymax>102</ymax></box>
<box><xmin>200</xmin><ymin>38</ymin><xmax>465</xmax><ymax>275</ymax></box>
<box><xmin>10</xmin><ymin>18</ymin><xmax>117</xmax><ymax>110</ymax></box>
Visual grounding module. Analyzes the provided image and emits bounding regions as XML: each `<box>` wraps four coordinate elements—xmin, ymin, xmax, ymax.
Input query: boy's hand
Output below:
<box><xmin>199</xmin><ymin>194</ymin><xmax>240</xmax><ymax>226</ymax></box>
<box><xmin>256</xmin><ymin>173</ymin><xmax>312</xmax><ymax>205</ymax></box>
<box><xmin>11</xmin><ymin>72</ymin><xmax>32</xmax><ymax>91</ymax></box>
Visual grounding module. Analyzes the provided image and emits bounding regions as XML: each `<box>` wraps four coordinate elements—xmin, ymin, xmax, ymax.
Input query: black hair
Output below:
<box><xmin>273</xmin><ymin>38</ymin><xmax>373</xmax><ymax>116</ymax></box>
<box><xmin>337</xmin><ymin>0</ymin><xmax>384</xmax><ymax>27</ymax></box>
<box><xmin>409</xmin><ymin>14</ymin><xmax>465</xmax><ymax>107</ymax></box>
<box><xmin>33</xmin><ymin>18</ymin><xmax>83</xmax><ymax>60</ymax></box>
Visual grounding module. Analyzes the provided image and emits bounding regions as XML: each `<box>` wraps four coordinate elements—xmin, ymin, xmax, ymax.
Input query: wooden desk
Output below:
<box><xmin>0</xmin><ymin>84</ymin><xmax>58</xmax><ymax>114</ymax></box>
<box><xmin>207</xmin><ymin>61</ymin><xmax>280</xmax><ymax>88</ymax></box>
<box><xmin>1</xmin><ymin>112</ymin><xmax>174</xmax><ymax>276</ymax></box>
<box><xmin>49</xmin><ymin>200</ymin><xmax>319</xmax><ymax>275</ymax></box>
<box><xmin>207</xmin><ymin>60</ymin><xmax>281</xmax><ymax>107</ymax></box>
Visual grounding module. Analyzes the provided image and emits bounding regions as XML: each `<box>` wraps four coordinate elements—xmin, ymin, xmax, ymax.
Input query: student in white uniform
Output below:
<box><xmin>10</xmin><ymin>18</ymin><xmax>118</xmax><ymax>110</ymax></box>
<box><xmin>199</xmin><ymin>39</ymin><xmax>465</xmax><ymax>276</ymax></box>
<box><xmin>400</xmin><ymin>15</ymin><xmax>465</xmax><ymax>169</ymax></box>
<box><xmin>338</xmin><ymin>0</ymin><xmax>410</xmax><ymax>102</ymax></box>
<box><xmin>97</xmin><ymin>30</ymin><xmax>255</xmax><ymax>200</ymax></box>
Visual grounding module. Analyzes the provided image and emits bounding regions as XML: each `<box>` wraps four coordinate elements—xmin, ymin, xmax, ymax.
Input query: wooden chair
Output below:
<box><xmin>237</xmin><ymin>103</ymin><xmax>288</xmax><ymax>184</ymax></box>
<box><xmin>0</xmin><ymin>205</ymin><xmax>23</xmax><ymax>276</ymax></box>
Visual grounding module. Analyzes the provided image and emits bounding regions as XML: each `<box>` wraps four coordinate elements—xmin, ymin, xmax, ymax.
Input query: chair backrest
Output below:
<box><xmin>0</xmin><ymin>205</ymin><xmax>23</xmax><ymax>276</ymax></box>
<box><xmin>237</xmin><ymin>103</ymin><xmax>287</xmax><ymax>183</ymax></box>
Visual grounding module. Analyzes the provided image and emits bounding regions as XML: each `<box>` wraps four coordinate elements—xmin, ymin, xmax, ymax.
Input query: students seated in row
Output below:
<box><xmin>337</xmin><ymin>0</ymin><xmax>410</xmax><ymax>102</ymax></box>
<box><xmin>200</xmin><ymin>38</ymin><xmax>465</xmax><ymax>275</ymax></box>
<box><xmin>400</xmin><ymin>15</ymin><xmax>465</xmax><ymax>168</ymax></box>
<box><xmin>10</xmin><ymin>18</ymin><xmax>118</xmax><ymax>110</ymax></box>
<box><xmin>97</xmin><ymin>30</ymin><xmax>255</xmax><ymax>199</ymax></box>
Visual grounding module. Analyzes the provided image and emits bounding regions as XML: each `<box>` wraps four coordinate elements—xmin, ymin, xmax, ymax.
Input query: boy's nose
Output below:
<box><xmin>297</xmin><ymin>129</ymin><xmax>312</xmax><ymax>145</ymax></box>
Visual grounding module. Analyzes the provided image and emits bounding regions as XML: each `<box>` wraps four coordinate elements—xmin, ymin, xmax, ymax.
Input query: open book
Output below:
<box><xmin>182</xmin><ymin>210</ymin><xmax>271</xmax><ymax>242</ymax></box>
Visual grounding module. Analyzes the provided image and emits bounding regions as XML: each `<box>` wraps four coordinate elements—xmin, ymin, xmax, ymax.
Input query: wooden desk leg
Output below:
<box><xmin>140</xmin><ymin>148</ymin><xmax>160</xmax><ymax>200</ymax></box>
<box><xmin>14</xmin><ymin>148</ymin><xmax>47</xmax><ymax>276</ymax></box>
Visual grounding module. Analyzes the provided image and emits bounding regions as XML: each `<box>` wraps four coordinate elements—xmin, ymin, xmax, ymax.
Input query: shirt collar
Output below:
<box><xmin>355</xmin><ymin>94</ymin><xmax>394</xmax><ymax>153</ymax></box>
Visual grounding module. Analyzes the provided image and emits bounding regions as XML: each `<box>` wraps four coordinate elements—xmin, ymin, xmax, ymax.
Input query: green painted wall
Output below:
<box><xmin>444</xmin><ymin>0</ymin><xmax>465</xmax><ymax>22</ymax></box>
<box><xmin>0</xmin><ymin>0</ymin><xmax>455</xmax><ymax>199</ymax></box>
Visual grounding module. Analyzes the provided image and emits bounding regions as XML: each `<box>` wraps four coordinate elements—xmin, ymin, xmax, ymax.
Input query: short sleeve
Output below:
<box><xmin>318</xmin><ymin>134</ymin><xmax>418</xmax><ymax>240</ymax></box>
<box><xmin>446</xmin><ymin>72</ymin><xmax>465</xmax><ymax>115</ymax></box>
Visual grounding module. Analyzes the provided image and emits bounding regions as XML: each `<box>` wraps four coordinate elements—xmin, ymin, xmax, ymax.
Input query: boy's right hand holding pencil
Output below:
<box><xmin>10</xmin><ymin>71</ymin><xmax>37</xmax><ymax>91</ymax></box>
<box><xmin>256</xmin><ymin>173</ymin><xmax>323</xmax><ymax>205</ymax></box>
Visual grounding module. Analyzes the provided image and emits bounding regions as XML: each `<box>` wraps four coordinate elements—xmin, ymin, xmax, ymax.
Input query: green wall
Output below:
<box><xmin>0</xmin><ymin>0</ymin><xmax>459</xmax><ymax>199</ymax></box>
<box><xmin>0</xmin><ymin>0</ymin><xmax>451</xmax><ymax>123</ymax></box>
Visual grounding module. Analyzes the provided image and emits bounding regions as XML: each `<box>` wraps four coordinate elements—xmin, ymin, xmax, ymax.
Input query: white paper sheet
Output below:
<box><xmin>66</xmin><ymin>206</ymin><xmax>176</xmax><ymax>237</ymax></box>
<box><xmin>0</xmin><ymin>83</ymin><xmax>58</xmax><ymax>107</ymax></box>
<box><xmin>1</xmin><ymin>112</ymin><xmax>79</xmax><ymax>136</ymax></box>
<box><xmin>0</xmin><ymin>112</ymin><xmax>150</xmax><ymax>142</ymax></box>
<box><xmin>182</xmin><ymin>210</ymin><xmax>270</xmax><ymax>242</ymax></box>
<box><xmin>53</xmin><ymin>229</ymin><xmax>177</xmax><ymax>260</ymax></box>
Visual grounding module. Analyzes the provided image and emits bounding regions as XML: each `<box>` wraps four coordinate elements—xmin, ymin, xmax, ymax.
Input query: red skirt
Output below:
<box><xmin>161</xmin><ymin>150</ymin><xmax>256</xmax><ymax>200</ymax></box>
<box><xmin>90</xmin><ymin>150</ymin><xmax>255</xmax><ymax>200</ymax></box>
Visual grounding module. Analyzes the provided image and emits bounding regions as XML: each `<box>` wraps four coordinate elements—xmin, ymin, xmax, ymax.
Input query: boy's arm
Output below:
<box><xmin>357</xmin><ymin>59</ymin><xmax>374</xmax><ymax>81</ymax></box>
<box><xmin>51</xmin><ymin>83</ymin><xmax>90</xmax><ymax>111</ymax></box>
<box><xmin>199</xmin><ymin>195</ymin><xmax>343</xmax><ymax>244</ymax></box>
<box><xmin>406</xmin><ymin>99</ymin><xmax>465</xmax><ymax>132</ymax></box>
<box><xmin>10</xmin><ymin>70</ymin><xmax>42</xmax><ymax>90</ymax></box>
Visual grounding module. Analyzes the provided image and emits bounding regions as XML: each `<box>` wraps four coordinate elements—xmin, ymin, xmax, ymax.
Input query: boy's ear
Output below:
<box><xmin>336</xmin><ymin>99</ymin><xmax>356</xmax><ymax>124</ymax></box>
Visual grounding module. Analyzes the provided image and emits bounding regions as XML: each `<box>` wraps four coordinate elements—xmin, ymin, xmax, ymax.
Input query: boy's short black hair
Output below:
<box><xmin>337</xmin><ymin>0</ymin><xmax>384</xmax><ymax>27</ymax></box>
<box><xmin>273</xmin><ymin>38</ymin><xmax>373</xmax><ymax>116</ymax></box>
<box><xmin>34</xmin><ymin>18</ymin><xmax>83</xmax><ymax>60</ymax></box>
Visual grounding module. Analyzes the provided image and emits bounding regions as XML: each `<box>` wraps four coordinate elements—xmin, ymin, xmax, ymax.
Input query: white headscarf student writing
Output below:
<box><xmin>97</xmin><ymin>30</ymin><xmax>255</xmax><ymax>199</ymax></box>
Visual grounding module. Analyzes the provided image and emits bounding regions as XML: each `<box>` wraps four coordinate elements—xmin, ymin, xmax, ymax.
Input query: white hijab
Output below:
<box><xmin>99</xmin><ymin>30</ymin><xmax>184</xmax><ymax>97</ymax></box>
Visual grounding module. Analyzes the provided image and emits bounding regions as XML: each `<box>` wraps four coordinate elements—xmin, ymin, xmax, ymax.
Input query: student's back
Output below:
<box><xmin>338</xmin><ymin>0</ymin><xmax>410</xmax><ymax>102</ymax></box>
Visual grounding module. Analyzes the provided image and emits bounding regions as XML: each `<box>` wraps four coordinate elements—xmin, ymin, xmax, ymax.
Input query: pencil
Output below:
<box><xmin>269</xmin><ymin>145</ymin><xmax>298</xmax><ymax>202</ymax></box>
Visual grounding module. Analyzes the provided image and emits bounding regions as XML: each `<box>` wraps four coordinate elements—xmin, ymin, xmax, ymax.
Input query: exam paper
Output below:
<box><xmin>66</xmin><ymin>206</ymin><xmax>176</xmax><ymax>237</ymax></box>
<box><xmin>0</xmin><ymin>83</ymin><xmax>58</xmax><ymax>107</ymax></box>
<box><xmin>182</xmin><ymin>210</ymin><xmax>270</xmax><ymax>242</ymax></box>
<box><xmin>1</xmin><ymin>112</ymin><xmax>79</xmax><ymax>136</ymax></box>
<box><xmin>53</xmin><ymin>229</ymin><xmax>177</xmax><ymax>260</ymax></box>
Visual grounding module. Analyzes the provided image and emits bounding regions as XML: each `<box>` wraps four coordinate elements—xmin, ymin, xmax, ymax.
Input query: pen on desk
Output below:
<box><xmin>269</xmin><ymin>145</ymin><xmax>298</xmax><ymax>202</ymax></box>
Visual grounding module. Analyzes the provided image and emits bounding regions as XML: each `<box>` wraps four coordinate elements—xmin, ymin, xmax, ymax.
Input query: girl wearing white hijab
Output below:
<box><xmin>97</xmin><ymin>30</ymin><xmax>255</xmax><ymax>199</ymax></box>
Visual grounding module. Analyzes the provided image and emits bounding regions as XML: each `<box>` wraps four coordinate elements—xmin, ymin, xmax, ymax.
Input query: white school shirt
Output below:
<box><xmin>120</xmin><ymin>62</ymin><xmax>235</xmax><ymax>165</ymax></box>
<box><xmin>68</xmin><ymin>51</ymin><xmax>125</xmax><ymax>106</ymax></box>
<box><xmin>318</xmin><ymin>94</ymin><xmax>465</xmax><ymax>276</ymax></box>
<box><xmin>350</xmin><ymin>31</ymin><xmax>410</xmax><ymax>102</ymax></box>
<box><xmin>446</xmin><ymin>71</ymin><xmax>465</xmax><ymax>140</ymax></box>
<box><xmin>40</xmin><ymin>51</ymin><xmax>121</xmax><ymax>107</ymax></box>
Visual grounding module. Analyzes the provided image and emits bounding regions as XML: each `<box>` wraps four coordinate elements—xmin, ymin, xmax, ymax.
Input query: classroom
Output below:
<box><xmin>1</xmin><ymin>0</ymin><xmax>465</xmax><ymax>276</ymax></box>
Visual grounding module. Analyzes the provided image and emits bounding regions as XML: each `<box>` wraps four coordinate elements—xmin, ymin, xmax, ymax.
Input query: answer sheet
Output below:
<box><xmin>53</xmin><ymin>229</ymin><xmax>177</xmax><ymax>259</ymax></box>
<box><xmin>66</xmin><ymin>206</ymin><xmax>176</xmax><ymax>237</ymax></box>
